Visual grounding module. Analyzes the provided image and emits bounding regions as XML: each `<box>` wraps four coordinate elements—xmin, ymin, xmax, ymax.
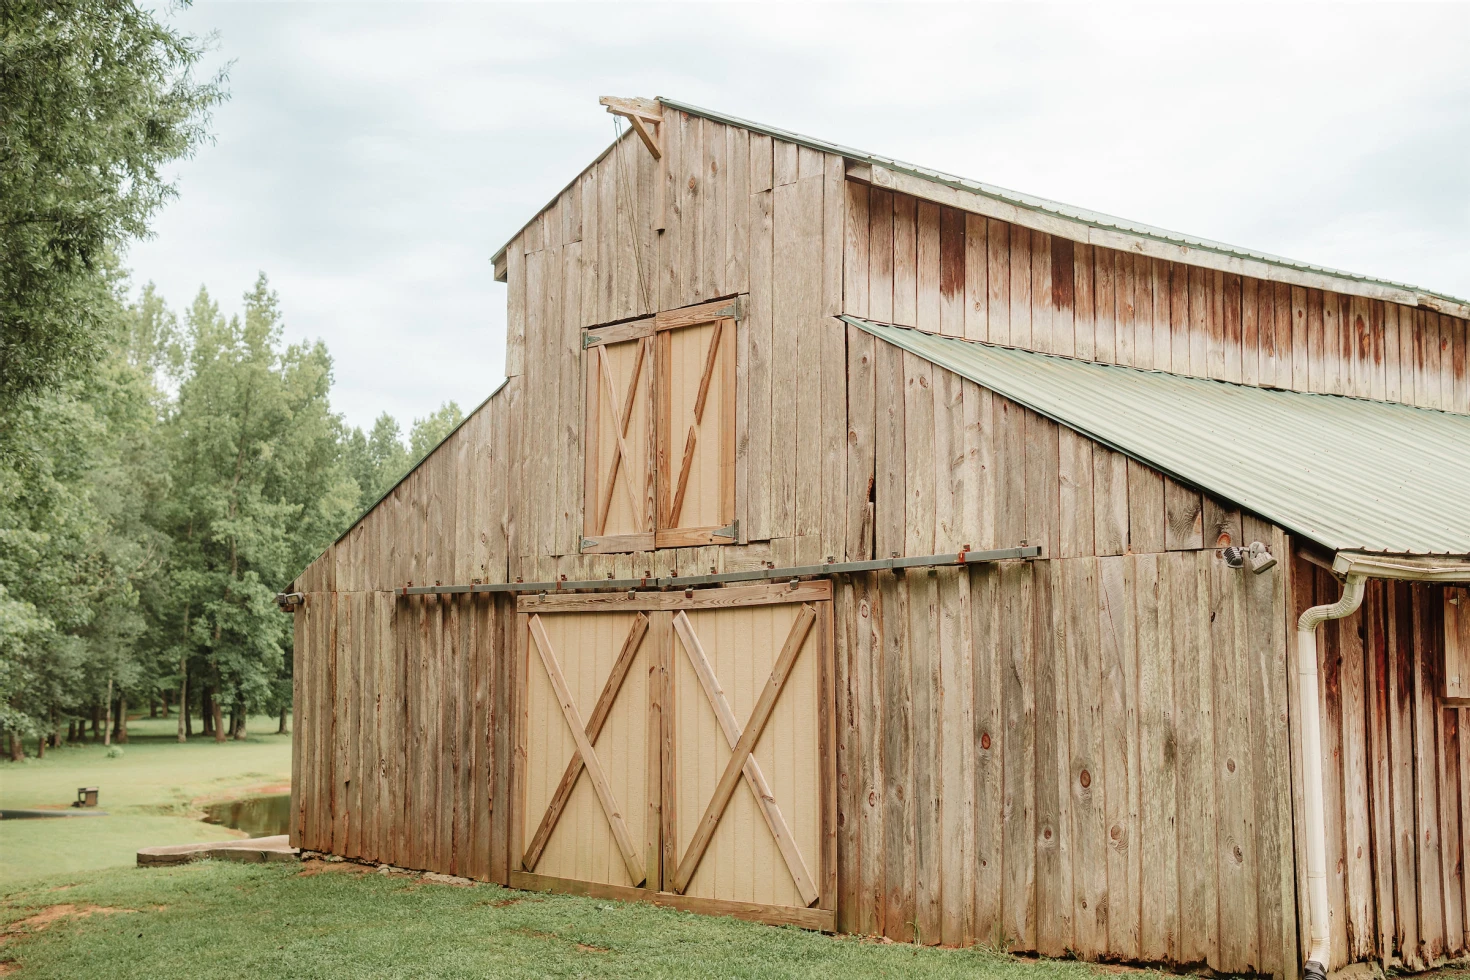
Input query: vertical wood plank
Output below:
<box><xmin>987</xmin><ymin>220</ymin><xmax>1010</xmax><ymax>346</ymax></box>
<box><xmin>964</xmin><ymin>213</ymin><xmax>989</xmax><ymax>342</ymax></box>
<box><xmin>1058</xmin><ymin>429</ymin><xmax>1095</xmax><ymax>559</ymax></box>
<box><xmin>1099</xmin><ymin>555</ymin><xmax>1140</xmax><ymax>960</ymax></box>
<box><xmin>846</xmin><ymin>323</ymin><xmax>876</xmax><ymax>561</ymax></box>
<box><xmin>903</xmin><ymin>352</ymin><xmax>936</xmax><ymax>556</ymax></box>
<box><xmin>1164</xmin><ymin>478</ymin><xmax>1203</xmax><ymax>552</ymax></box>
<box><xmin>874</xmin><ymin>341</ymin><xmax>906</xmax><ymax>561</ymax></box>
<box><xmin>845</xmin><ymin>181</ymin><xmax>870</xmax><ymax>319</ymax></box>
<box><xmin>1034</xmin><ymin>558</ymin><xmax>1072</xmax><ymax>955</ymax></box>
<box><xmin>1073</xmin><ymin>241</ymin><xmax>1095</xmax><ymax>362</ymax></box>
<box><xmin>1001</xmin><ymin>560</ymin><xmax>1037</xmax><ymax>950</ymax></box>
<box><xmin>893</xmin><ymin>194</ymin><xmax>918</xmax><ymax>328</ymax></box>
<box><xmin>1066</xmin><ymin>558</ymin><xmax>1107</xmax><ymax>958</ymax></box>
<box><xmin>1093</xmin><ymin>447</ymin><xmax>1129</xmax><ymax>558</ymax></box>
<box><xmin>747</xmin><ymin>181</ymin><xmax>773</xmax><ymax>542</ymax></box>
<box><xmin>1211</xmin><ymin>555</ymin><xmax>1259</xmax><ymax>973</ymax></box>
<box><xmin>939</xmin><ymin>206</ymin><xmax>966</xmax><ymax>339</ymax></box>
<box><xmin>971</xmin><ymin>565</ymin><xmax>1004</xmax><ymax>945</ymax></box>
<box><xmin>911</xmin><ymin>571</ymin><xmax>941</xmax><ymax>943</ymax></box>
<box><xmin>881</xmin><ymin>572</ymin><xmax>915</xmax><ymax>940</ymax></box>
<box><xmin>1136</xmin><ymin>551</ymin><xmax>1179</xmax><ymax>962</ymax></box>
<box><xmin>916</xmin><ymin>200</ymin><xmax>941</xmax><ymax>334</ymax></box>
<box><xmin>1173</xmin><ymin>551</ymin><xmax>1218</xmax><ymax>967</ymax></box>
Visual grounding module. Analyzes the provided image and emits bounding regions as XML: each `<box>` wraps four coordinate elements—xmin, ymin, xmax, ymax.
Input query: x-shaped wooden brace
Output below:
<box><xmin>595</xmin><ymin>339</ymin><xmax>649</xmax><ymax>535</ymax></box>
<box><xmin>669</xmin><ymin>605</ymin><xmax>819</xmax><ymax>905</ymax></box>
<box><xmin>666</xmin><ymin>318</ymin><xmax>723</xmax><ymax>529</ymax></box>
<box><xmin>526</xmin><ymin>614</ymin><xmax>648</xmax><ymax>886</ymax></box>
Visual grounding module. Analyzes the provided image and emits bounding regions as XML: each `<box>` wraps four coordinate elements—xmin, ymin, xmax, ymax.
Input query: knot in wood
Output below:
<box><xmin>1079</xmin><ymin>769</ymin><xmax>1091</xmax><ymax>789</ymax></box>
<box><xmin>1227</xmin><ymin>758</ymin><xmax>1236</xmax><ymax>773</ymax></box>
<box><xmin>980</xmin><ymin>732</ymin><xmax>991</xmax><ymax>751</ymax></box>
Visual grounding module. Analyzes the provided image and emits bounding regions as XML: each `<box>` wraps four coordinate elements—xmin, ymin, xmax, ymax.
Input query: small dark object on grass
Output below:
<box><xmin>74</xmin><ymin>787</ymin><xmax>99</xmax><ymax>808</ymax></box>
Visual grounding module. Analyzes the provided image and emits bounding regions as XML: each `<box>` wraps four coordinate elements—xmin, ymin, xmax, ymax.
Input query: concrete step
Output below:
<box><xmin>137</xmin><ymin>835</ymin><xmax>298</xmax><ymax>868</ymax></box>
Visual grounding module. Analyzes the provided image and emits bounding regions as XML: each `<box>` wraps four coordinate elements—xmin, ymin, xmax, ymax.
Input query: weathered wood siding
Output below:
<box><xmin>845</xmin><ymin>351</ymin><xmax>1244</xmax><ymax>564</ymax></box>
<box><xmin>502</xmin><ymin>112</ymin><xmax>848</xmax><ymax>578</ymax></box>
<box><xmin>297</xmin><ymin>378</ymin><xmax>519</xmax><ymax>594</ymax></box>
<box><xmin>290</xmin><ymin>590</ymin><xmax>513</xmax><ymax>884</ymax></box>
<box><xmin>1289</xmin><ymin>559</ymin><xmax>1470</xmax><ymax>972</ymax></box>
<box><xmin>842</xmin><ymin>182</ymin><xmax>1470</xmax><ymax>415</ymax></box>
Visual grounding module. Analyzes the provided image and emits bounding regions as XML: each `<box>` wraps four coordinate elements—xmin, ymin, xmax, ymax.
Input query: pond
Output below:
<box><xmin>202</xmin><ymin>793</ymin><xmax>291</xmax><ymax>838</ymax></box>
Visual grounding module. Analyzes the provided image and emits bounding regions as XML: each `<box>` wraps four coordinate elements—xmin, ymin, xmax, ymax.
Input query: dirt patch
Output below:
<box><xmin>0</xmin><ymin>960</ymin><xmax>18</xmax><ymax>974</ymax></box>
<box><xmin>481</xmin><ymin>897</ymin><xmax>531</xmax><ymax>908</ymax></box>
<box><xmin>1089</xmin><ymin>965</ymin><xmax>1167</xmax><ymax>977</ymax></box>
<box><xmin>2</xmin><ymin>904</ymin><xmax>134</xmax><ymax>937</ymax></box>
<box><xmin>296</xmin><ymin>859</ymin><xmax>371</xmax><ymax>878</ymax></box>
<box><xmin>576</xmin><ymin>942</ymin><xmax>610</xmax><ymax>953</ymax></box>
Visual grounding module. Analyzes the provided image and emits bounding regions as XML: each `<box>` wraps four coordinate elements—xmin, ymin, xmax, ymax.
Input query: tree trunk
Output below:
<box><xmin>162</xmin><ymin>689</ymin><xmax>171</xmax><ymax>718</ymax></box>
<box><xmin>277</xmin><ymin>705</ymin><xmax>288</xmax><ymax>734</ymax></box>
<box><xmin>102</xmin><ymin>679</ymin><xmax>113</xmax><ymax>747</ymax></box>
<box><xmin>201</xmin><ymin>686</ymin><xmax>213</xmax><ymax>737</ymax></box>
<box><xmin>150</xmin><ymin>697</ymin><xmax>158</xmax><ymax>719</ymax></box>
<box><xmin>8</xmin><ymin>731</ymin><xmax>21</xmax><ymax>762</ymax></box>
<box><xmin>116</xmin><ymin>697</ymin><xmax>128</xmax><ymax>744</ymax></box>
<box><xmin>91</xmin><ymin>703</ymin><xmax>102</xmax><ymax>741</ymax></box>
<box><xmin>233</xmin><ymin>703</ymin><xmax>247</xmax><ymax>741</ymax></box>
<box><xmin>36</xmin><ymin>732</ymin><xmax>44</xmax><ymax>758</ymax></box>
<box><xmin>212</xmin><ymin>699</ymin><xmax>225</xmax><ymax>743</ymax></box>
<box><xmin>67</xmin><ymin>720</ymin><xmax>76</xmax><ymax>742</ymax></box>
<box><xmin>177</xmin><ymin>656</ymin><xmax>188</xmax><ymax>742</ymax></box>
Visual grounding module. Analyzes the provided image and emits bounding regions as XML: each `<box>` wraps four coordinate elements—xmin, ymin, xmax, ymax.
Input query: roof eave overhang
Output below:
<box><xmin>1332</xmin><ymin>551</ymin><xmax>1470</xmax><ymax>583</ymax></box>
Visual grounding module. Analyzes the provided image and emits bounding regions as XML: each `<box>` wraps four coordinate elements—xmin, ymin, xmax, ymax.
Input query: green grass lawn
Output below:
<box><xmin>0</xmin><ymin>714</ymin><xmax>291</xmax><ymax>887</ymax></box>
<box><xmin>0</xmin><ymin>858</ymin><xmax>1158</xmax><ymax>979</ymax></box>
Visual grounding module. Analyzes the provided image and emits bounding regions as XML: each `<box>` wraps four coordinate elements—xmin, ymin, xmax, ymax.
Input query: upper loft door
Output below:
<box><xmin>581</xmin><ymin>298</ymin><xmax>740</xmax><ymax>554</ymax></box>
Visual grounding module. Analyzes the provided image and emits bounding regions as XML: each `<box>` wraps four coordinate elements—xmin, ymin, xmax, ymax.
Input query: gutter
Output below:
<box><xmin>1295</xmin><ymin>572</ymin><xmax>1368</xmax><ymax>980</ymax></box>
<box><xmin>1294</xmin><ymin>549</ymin><xmax>1468</xmax><ymax>978</ymax></box>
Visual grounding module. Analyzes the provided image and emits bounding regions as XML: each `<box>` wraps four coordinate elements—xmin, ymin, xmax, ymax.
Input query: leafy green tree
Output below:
<box><xmin>0</xmin><ymin>269</ymin><xmax>169</xmax><ymax>754</ymax></box>
<box><xmin>0</xmin><ymin>0</ymin><xmax>225</xmax><ymax>411</ymax></box>
<box><xmin>409</xmin><ymin>401</ymin><xmax>464</xmax><ymax>462</ymax></box>
<box><xmin>343</xmin><ymin>412</ymin><xmax>410</xmax><ymax>512</ymax></box>
<box><xmin>155</xmin><ymin>275</ymin><xmax>356</xmax><ymax>741</ymax></box>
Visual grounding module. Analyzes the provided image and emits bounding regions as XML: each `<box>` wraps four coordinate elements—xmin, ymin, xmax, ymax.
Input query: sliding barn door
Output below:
<box><xmin>516</xmin><ymin>609</ymin><xmax>656</xmax><ymax>889</ymax></box>
<box><xmin>511</xmin><ymin>582</ymin><xmax>835</xmax><ymax>928</ymax></box>
<box><xmin>666</xmin><ymin>597</ymin><xmax>833</xmax><ymax>911</ymax></box>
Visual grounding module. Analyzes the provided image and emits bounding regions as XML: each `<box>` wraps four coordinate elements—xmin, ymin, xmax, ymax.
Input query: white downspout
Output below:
<box><xmin>1295</xmin><ymin>572</ymin><xmax>1366</xmax><ymax>980</ymax></box>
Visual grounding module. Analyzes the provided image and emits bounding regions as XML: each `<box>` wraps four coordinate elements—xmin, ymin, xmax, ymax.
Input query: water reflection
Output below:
<box><xmin>203</xmin><ymin>793</ymin><xmax>290</xmax><ymax>837</ymax></box>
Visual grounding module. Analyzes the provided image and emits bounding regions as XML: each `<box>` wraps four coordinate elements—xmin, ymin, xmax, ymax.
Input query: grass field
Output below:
<box><xmin>0</xmin><ymin>714</ymin><xmax>291</xmax><ymax>887</ymax></box>
<box><xmin>0</xmin><ymin>858</ymin><xmax>1152</xmax><ymax>980</ymax></box>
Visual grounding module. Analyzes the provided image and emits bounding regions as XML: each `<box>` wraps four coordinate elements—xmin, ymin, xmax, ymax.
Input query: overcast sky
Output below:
<box><xmin>128</xmin><ymin>2</ymin><xmax>1470</xmax><ymax>434</ymax></box>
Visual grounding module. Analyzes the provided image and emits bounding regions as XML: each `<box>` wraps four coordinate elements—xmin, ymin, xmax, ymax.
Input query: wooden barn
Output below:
<box><xmin>286</xmin><ymin>96</ymin><xmax>1470</xmax><ymax>979</ymax></box>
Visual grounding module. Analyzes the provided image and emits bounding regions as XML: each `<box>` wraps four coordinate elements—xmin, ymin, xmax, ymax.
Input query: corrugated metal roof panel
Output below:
<box><xmin>844</xmin><ymin>316</ymin><xmax>1470</xmax><ymax>557</ymax></box>
<box><xmin>660</xmin><ymin>97</ymin><xmax>1469</xmax><ymax>316</ymax></box>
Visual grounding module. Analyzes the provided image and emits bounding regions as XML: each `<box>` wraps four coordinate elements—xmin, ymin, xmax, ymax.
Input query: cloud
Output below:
<box><xmin>127</xmin><ymin>2</ymin><xmax>1470</xmax><ymax>432</ymax></box>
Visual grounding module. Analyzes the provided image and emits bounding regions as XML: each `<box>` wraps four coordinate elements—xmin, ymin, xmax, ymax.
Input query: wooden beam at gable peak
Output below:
<box><xmin>600</xmin><ymin>96</ymin><xmax>666</xmax><ymax>232</ymax></box>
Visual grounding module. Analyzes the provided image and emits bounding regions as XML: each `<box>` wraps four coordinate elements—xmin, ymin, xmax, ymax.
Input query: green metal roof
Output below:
<box><xmin>844</xmin><ymin>316</ymin><xmax>1470</xmax><ymax>558</ymax></box>
<box><xmin>660</xmin><ymin>97</ymin><xmax>1469</xmax><ymax>317</ymax></box>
